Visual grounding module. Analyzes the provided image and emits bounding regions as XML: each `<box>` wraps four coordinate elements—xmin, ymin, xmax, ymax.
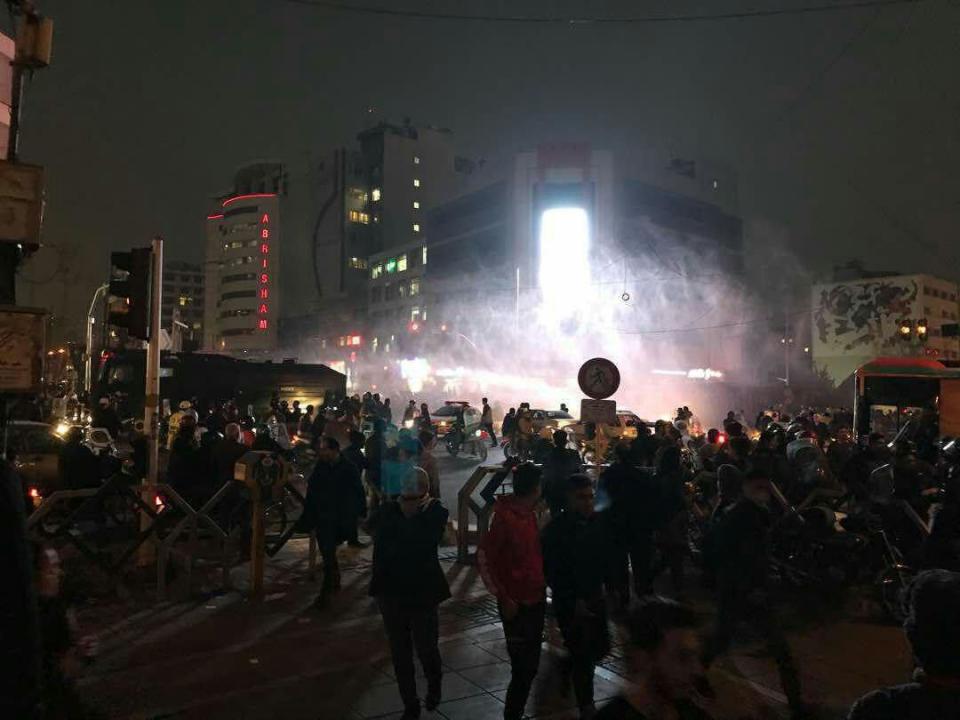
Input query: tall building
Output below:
<box><xmin>204</xmin><ymin>163</ymin><xmax>285</xmax><ymax>353</ymax></box>
<box><xmin>161</xmin><ymin>260</ymin><xmax>204</xmax><ymax>350</ymax></box>
<box><xmin>281</xmin><ymin>120</ymin><xmax>472</xmax><ymax>361</ymax></box>
<box><xmin>812</xmin><ymin>271</ymin><xmax>960</xmax><ymax>384</ymax></box>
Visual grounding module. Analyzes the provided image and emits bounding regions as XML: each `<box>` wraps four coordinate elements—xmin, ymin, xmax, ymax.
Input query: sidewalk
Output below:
<box><xmin>75</xmin><ymin>537</ymin><xmax>911</xmax><ymax>720</ymax></box>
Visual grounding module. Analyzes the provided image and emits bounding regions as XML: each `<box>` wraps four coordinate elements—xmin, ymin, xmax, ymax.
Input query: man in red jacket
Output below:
<box><xmin>478</xmin><ymin>463</ymin><xmax>545</xmax><ymax>720</ymax></box>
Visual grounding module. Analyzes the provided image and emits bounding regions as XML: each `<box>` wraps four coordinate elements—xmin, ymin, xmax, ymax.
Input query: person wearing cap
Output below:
<box><xmin>368</xmin><ymin>468</ymin><xmax>450</xmax><ymax>720</ymax></box>
<box><xmin>701</xmin><ymin>465</ymin><xmax>809</xmax><ymax>718</ymax></box>
<box><xmin>847</xmin><ymin>569</ymin><xmax>960</xmax><ymax>719</ymax></box>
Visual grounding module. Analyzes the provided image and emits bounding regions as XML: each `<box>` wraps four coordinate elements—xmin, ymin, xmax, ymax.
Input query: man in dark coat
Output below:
<box><xmin>542</xmin><ymin>474</ymin><xmax>611</xmax><ymax>717</ymax></box>
<box><xmin>369</xmin><ymin>468</ymin><xmax>450</xmax><ymax>720</ymax></box>
<box><xmin>541</xmin><ymin>429</ymin><xmax>582</xmax><ymax>516</ymax></box>
<box><xmin>701</xmin><ymin>467</ymin><xmax>807</xmax><ymax>717</ymax></box>
<box><xmin>58</xmin><ymin>427</ymin><xmax>100</xmax><ymax>490</ymax></box>
<box><xmin>306</xmin><ymin>437</ymin><xmax>363</xmax><ymax>607</ymax></box>
<box><xmin>600</xmin><ymin>443</ymin><xmax>661</xmax><ymax>606</ymax></box>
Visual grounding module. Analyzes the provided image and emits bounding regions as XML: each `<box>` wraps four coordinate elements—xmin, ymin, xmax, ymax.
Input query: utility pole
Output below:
<box><xmin>83</xmin><ymin>283</ymin><xmax>108</xmax><ymax>394</ymax></box>
<box><xmin>138</xmin><ymin>236</ymin><xmax>163</xmax><ymax>566</ymax></box>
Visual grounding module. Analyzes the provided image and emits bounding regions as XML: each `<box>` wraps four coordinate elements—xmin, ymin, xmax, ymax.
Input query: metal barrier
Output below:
<box><xmin>456</xmin><ymin>465</ymin><xmax>514</xmax><ymax>564</ymax></box>
<box><xmin>27</xmin><ymin>474</ymin><xmax>314</xmax><ymax>600</ymax></box>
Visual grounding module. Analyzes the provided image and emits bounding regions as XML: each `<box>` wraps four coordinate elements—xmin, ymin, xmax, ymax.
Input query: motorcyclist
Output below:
<box><xmin>58</xmin><ymin>427</ymin><xmax>100</xmax><ymax>490</ymax></box>
<box><xmin>90</xmin><ymin>396</ymin><xmax>122</xmax><ymax>441</ymax></box>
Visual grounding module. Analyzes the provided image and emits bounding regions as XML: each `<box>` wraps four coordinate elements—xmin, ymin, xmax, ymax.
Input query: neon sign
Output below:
<box><xmin>259</xmin><ymin>212</ymin><xmax>270</xmax><ymax>330</ymax></box>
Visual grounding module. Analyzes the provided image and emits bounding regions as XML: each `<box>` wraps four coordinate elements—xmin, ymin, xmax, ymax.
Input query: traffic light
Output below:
<box><xmin>916</xmin><ymin>318</ymin><xmax>928</xmax><ymax>341</ymax></box>
<box><xmin>898</xmin><ymin>319</ymin><xmax>912</xmax><ymax>338</ymax></box>
<box><xmin>108</xmin><ymin>247</ymin><xmax>153</xmax><ymax>340</ymax></box>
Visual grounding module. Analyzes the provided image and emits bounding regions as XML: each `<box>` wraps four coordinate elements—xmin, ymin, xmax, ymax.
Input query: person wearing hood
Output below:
<box><xmin>478</xmin><ymin>463</ymin><xmax>546</xmax><ymax>720</ymax></box>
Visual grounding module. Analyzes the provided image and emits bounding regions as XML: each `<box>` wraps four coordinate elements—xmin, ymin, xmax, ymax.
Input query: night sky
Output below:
<box><xmin>12</xmin><ymin>0</ymin><xmax>960</xmax><ymax>337</ymax></box>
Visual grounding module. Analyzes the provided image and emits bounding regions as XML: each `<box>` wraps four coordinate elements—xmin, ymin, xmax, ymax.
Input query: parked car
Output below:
<box><xmin>4</xmin><ymin>421</ymin><xmax>66</xmax><ymax>504</ymax></box>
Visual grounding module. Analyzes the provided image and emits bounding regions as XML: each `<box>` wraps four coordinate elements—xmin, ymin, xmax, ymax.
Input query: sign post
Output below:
<box><xmin>138</xmin><ymin>237</ymin><xmax>162</xmax><ymax>566</ymax></box>
<box><xmin>577</xmin><ymin>357</ymin><xmax>620</xmax><ymax>465</ymax></box>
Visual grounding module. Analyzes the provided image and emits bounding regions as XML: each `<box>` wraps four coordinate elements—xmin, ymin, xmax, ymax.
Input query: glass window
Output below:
<box><xmin>397</xmin><ymin>254</ymin><xmax>408</xmax><ymax>272</ymax></box>
<box><xmin>422</xmin><ymin>246</ymin><xmax>428</xmax><ymax>265</ymax></box>
<box><xmin>409</xmin><ymin>279</ymin><xmax>420</xmax><ymax>296</ymax></box>
<box><xmin>413</xmin><ymin>156</ymin><xmax>420</xmax><ymax>165</ymax></box>
<box><xmin>399</xmin><ymin>281</ymin><xmax>407</xmax><ymax>298</ymax></box>
<box><xmin>413</xmin><ymin>179</ymin><xmax>420</xmax><ymax>188</ymax></box>
<box><xmin>413</xmin><ymin>201</ymin><xmax>420</xmax><ymax>209</ymax></box>
<box><xmin>371</xmin><ymin>264</ymin><xmax>383</xmax><ymax>279</ymax></box>
<box><xmin>413</xmin><ymin>223</ymin><xmax>420</xmax><ymax>233</ymax></box>
<box><xmin>411</xmin><ymin>306</ymin><xmax>420</xmax><ymax>321</ymax></box>
<box><xmin>386</xmin><ymin>258</ymin><xmax>397</xmax><ymax>273</ymax></box>
<box><xmin>371</xmin><ymin>187</ymin><xmax>382</xmax><ymax>202</ymax></box>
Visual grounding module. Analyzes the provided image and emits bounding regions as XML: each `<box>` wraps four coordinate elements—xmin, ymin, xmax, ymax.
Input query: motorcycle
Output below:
<box><xmin>446</xmin><ymin>425</ymin><xmax>489</xmax><ymax>462</ymax></box>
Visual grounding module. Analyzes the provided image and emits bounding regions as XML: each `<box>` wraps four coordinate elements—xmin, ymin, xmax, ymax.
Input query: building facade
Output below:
<box><xmin>204</xmin><ymin>163</ymin><xmax>284</xmax><ymax>353</ymax></box>
<box><xmin>161</xmin><ymin>260</ymin><xmax>204</xmax><ymax>350</ymax></box>
<box><xmin>812</xmin><ymin>272</ymin><xmax>960</xmax><ymax>384</ymax></box>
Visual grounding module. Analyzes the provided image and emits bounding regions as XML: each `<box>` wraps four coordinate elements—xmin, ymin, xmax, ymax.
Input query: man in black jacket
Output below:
<box><xmin>369</xmin><ymin>468</ymin><xmax>450</xmax><ymax>720</ymax></box>
<box><xmin>58</xmin><ymin>427</ymin><xmax>100</xmax><ymax>490</ymax></box>
<box><xmin>307</xmin><ymin>437</ymin><xmax>363</xmax><ymax>607</ymax></box>
<box><xmin>542</xmin><ymin>430</ymin><xmax>582</xmax><ymax>516</ymax></box>
<box><xmin>600</xmin><ymin>444</ymin><xmax>661</xmax><ymax>607</ymax></box>
<box><xmin>542</xmin><ymin>474</ymin><xmax>611</xmax><ymax>718</ymax></box>
<box><xmin>701</xmin><ymin>467</ymin><xmax>808</xmax><ymax>718</ymax></box>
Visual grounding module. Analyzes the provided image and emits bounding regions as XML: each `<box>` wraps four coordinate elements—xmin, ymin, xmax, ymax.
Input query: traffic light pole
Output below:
<box><xmin>138</xmin><ymin>236</ymin><xmax>163</xmax><ymax>566</ymax></box>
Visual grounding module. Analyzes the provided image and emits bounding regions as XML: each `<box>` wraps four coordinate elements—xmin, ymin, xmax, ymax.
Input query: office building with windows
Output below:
<box><xmin>204</xmin><ymin>163</ymin><xmax>284</xmax><ymax>353</ymax></box>
<box><xmin>161</xmin><ymin>260</ymin><xmax>204</xmax><ymax>350</ymax></box>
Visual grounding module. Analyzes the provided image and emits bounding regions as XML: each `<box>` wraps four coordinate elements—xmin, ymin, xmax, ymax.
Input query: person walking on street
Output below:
<box><xmin>344</xmin><ymin>430</ymin><xmax>369</xmax><ymax>547</ymax></box>
<box><xmin>542</xmin><ymin>474</ymin><xmax>611</xmax><ymax>719</ymax></box>
<box><xmin>478</xmin><ymin>463</ymin><xmax>546</xmax><ymax>720</ymax></box>
<box><xmin>403</xmin><ymin>400</ymin><xmax>417</xmax><ymax>425</ymax></box>
<box><xmin>600</xmin><ymin>444</ymin><xmax>660</xmax><ymax>608</ymax></box>
<box><xmin>369</xmin><ymin>469</ymin><xmax>451</xmax><ymax>720</ymax></box>
<box><xmin>542</xmin><ymin>429</ymin><xmax>582</xmax><ymax>517</ymax></box>
<box><xmin>481</xmin><ymin>397</ymin><xmax>497</xmax><ymax>447</ymax></box>
<box><xmin>701</xmin><ymin>467</ymin><xmax>809</xmax><ymax>718</ymax></box>
<box><xmin>304</xmin><ymin>437</ymin><xmax>362</xmax><ymax>608</ymax></box>
<box><xmin>418</xmin><ymin>403</ymin><xmax>432</xmax><ymax>433</ymax></box>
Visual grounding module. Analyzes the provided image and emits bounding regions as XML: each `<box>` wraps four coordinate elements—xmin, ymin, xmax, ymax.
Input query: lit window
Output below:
<box><xmin>413</xmin><ymin>223</ymin><xmax>420</xmax><ymax>233</ymax></box>
<box><xmin>413</xmin><ymin>179</ymin><xmax>420</xmax><ymax>188</ymax></box>
<box><xmin>413</xmin><ymin>201</ymin><xmax>420</xmax><ymax>209</ymax></box>
<box><xmin>422</xmin><ymin>246</ymin><xmax>428</xmax><ymax>265</ymax></box>
<box><xmin>399</xmin><ymin>282</ymin><xmax>407</xmax><ymax>298</ymax></box>
<box><xmin>349</xmin><ymin>257</ymin><xmax>368</xmax><ymax>270</ymax></box>
<box><xmin>358</xmin><ymin>212</ymin><xmax>370</xmax><ymax>224</ymax></box>
<box><xmin>371</xmin><ymin>264</ymin><xmax>383</xmax><ymax>279</ymax></box>
<box><xmin>413</xmin><ymin>156</ymin><xmax>420</xmax><ymax>165</ymax></box>
<box><xmin>410</xmin><ymin>279</ymin><xmax>420</xmax><ymax>296</ymax></box>
<box><xmin>397</xmin><ymin>254</ymin><xmax>408</xmax><ymax>272</ymax></box>
<box><xmin>411</xmin><ymin>306</ymin><xmax>420</xmax><ymax>321</ymax></box>
<box><xmin>350</xmin><ymin>335</ymin><xmax>362</xmax><ymax>346</ymax></box>
<box><xmin>372</xmin><ymin>337</ymin><xmax>379</xmax><ymax>352</ymax></box>
<box><xmin>712</xmin><ymin>179</ymin><xmax>719</xmax><ymax>189</ymax></box>
<box><xmin>371</xmin><ymin>188</ymin><xmax>382</xmax><ymax>202</ymax></box>
<box><xmin>386</xmin><ymin>259</ymin><xmax>397</xmax><ymax>273</ymax></box>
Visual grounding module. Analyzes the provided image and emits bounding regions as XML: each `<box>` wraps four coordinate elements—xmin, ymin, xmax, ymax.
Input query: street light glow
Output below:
<box><xmin>538</xmin><ymin>207</ymin><xmax>590</xmax><ymax>317</ymax></box>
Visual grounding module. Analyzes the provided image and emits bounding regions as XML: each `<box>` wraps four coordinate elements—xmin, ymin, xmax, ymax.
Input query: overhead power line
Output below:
<box><xmin>278</xmin><ymin>0</ymin><xmax>924</xmax><ymax>24</ymax></box>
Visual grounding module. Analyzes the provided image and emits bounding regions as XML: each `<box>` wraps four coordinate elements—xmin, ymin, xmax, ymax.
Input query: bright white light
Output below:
<box><xmin>539</xmin><ymin>207</ymin><xmax>590</xmax><ymax>318</ymax></box>
<box><xmin>400</xmin><ymin>357</ymin><xmax>430</xmax><ymax>394</ymax></box>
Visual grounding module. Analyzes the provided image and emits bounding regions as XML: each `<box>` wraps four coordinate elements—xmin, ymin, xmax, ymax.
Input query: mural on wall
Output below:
<box><xmin>813</xmin><ymin>277</ymin><xmax>918</xmax><ymax>354</ymax></box>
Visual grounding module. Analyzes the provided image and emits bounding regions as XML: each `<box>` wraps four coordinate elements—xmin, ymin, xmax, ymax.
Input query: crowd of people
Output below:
<box><xmin>8</xmin><ymin>389</ymin><xmax>960</xmax><ymax>719</ymax></box>
<box><xmin>360</xmin><ymin>401</ymin><xmax>960</xmax><ymax>720</ymax></box>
